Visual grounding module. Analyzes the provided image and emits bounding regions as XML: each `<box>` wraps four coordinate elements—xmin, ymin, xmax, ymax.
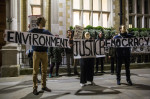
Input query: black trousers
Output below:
<box><xmin>96</xmin><ymin>58</ymin><xmax>104</xmax><ymax>72</ymax></box>
<box><xmin>80</xmin><ymin>58</ymin><xmax>95</xmax><ymax>83</ymax></box>
<box><xmin>50</xmin><ymin>62</ymin><xmax>61</xmax><ymax>75</ymax></box>
<box><xmin>116</xmin><ymin>56</ymin><xmax>131</xmax><ymax>81</ymax></box>
<box><xmin>110</xmin><ymin>57</ymin><xmax>115</xmax><ymax>73</ymax></box>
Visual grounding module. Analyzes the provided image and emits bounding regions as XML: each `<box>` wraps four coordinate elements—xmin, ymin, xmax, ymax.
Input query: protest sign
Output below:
<box><xmin>5</xmin><ymin>30</ymin><xmax>70</xmax><ymax>48</ymax></box>
<box><xmin>74</xmin><ymin>25</ymin><xmax>84</xmax><ymax>39</ymax></box>
<box><xmin>28</xmin><ymin>15</ymin><xmax>41</xmax><ymax>30</ymax></box>
<box><xmin>104</xmin><ymin>37</ymin><xmax>150</xmax><ymax>47</ymax></box>
<box><xmin>73</xmin><ymin>39</ymin><xmax>105</xmax><ymax>59</ymax></box>
<box><xmin>4</xmin><ymin>30</ymin><xmax>150</xmax><ymax>58</ymax></box>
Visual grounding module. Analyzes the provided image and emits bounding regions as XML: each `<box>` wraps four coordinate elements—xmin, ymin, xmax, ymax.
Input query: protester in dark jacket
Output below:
<box><xmin>80</xmin><ymin>32</ymin><xmax>95</xmax><ymax>87</ymax></box>
<box><xmin>30</xmin><ymin>17</ymin><xmax>52</xmax><ymax>95</ymax></box>
<box><xmin>95</xmin><ymin>31</ymin><xmax>105</xmax><ymax>74</ymax></box>
<box><xmin>114</xmin><ymin>25</ymin><xmax>133</xmax><ymax>86</ymax></box>
<box><xmin>49</xmin><ymin>36</ymin><xmax>64</xmax><ymax>77</ymax></box>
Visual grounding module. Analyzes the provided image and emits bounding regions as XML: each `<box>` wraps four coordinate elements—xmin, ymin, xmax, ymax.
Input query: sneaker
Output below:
<box><xmin>33</xmin><ymin>88</ymin><xmax>39</xmax><ymax>95</ymax></box>
<box><xmin>127</xmin><ymin>80</ymin><xmax>133</xmax><ymax>86</ymax></box>
<box><xmin>42</xmin><ymin>87</ymin><xmax>51</xmax><ymax>92</ymax></box>
<box><xmin>117</xmin><ymin>80</ymin><xmax>121</xmax><ymax>85</ymax></box>
<box><xmin>49</xmin><ymin>74</ymin><xmax>52</xmax><ymax>78</ymax></box>
<box><xmin>80</xmin><ymin>83</ymin><xmax>86</xmax><ymax>87</ymax></box>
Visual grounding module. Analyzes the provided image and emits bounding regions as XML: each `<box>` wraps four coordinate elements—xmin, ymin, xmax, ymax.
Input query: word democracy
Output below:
<box><xmin>105</xmin><ymin>37</ymin><xmax>150</xmax><ymax>47</ymax></box>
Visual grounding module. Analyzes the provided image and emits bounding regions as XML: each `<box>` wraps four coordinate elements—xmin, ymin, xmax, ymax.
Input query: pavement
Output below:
<box><xmin>0</xmin><ymin>68</ymin><xmax>150</xmax><ymax>99</ymax></box>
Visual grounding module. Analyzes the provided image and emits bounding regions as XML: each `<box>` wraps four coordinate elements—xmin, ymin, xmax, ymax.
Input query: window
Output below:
<box><xmin>128</xmin><ymin>0</ymin><xmax>134</xmax><ymax>13</ymax></box>
<box><xmin>93</xmin><ymin>13</ymin><xmax>99</xmax><ymax>27</ymax></box>
<box><xmin>83</xmin><ymin>12</ymin><xmax>90</xmax><ymax>27</ymax></box>
<box><xmin>144</xmin><ymin>0</ymin><xmax>148</xmax><ymax>14</ymax></box>
<box><xmin>137</xmin><ymin>0</ymin><xmax>142</xmax><ymax>14</ymax></box>
<box><xmin>137</xmin><ymin>17</ymin><xmax>142</xmax><ymax>28</ymax></box>
<box><xmin>31</xmin><ymin>0</ymin><xmax>42</xmax><ymax>15</ymax></box>
<box><xmin>73</xmin><ymin>11</ymin><xmax>80</xmax><ymax>26</ymax></box>
<box><xmin>128</xmin><ymin>0</ymin><xmax>150</xmax><ymax>28</ymax></box>
<box><xmin>102</xmin><ymin>13</ymin><xmax>108</xmax><ymax>27</ymax></box>
<box><xmin>145</xmin><ymin>17</ymin><xmax>149</xmax><ymax>28</ymax></box>
<box><xmin>73</xmin><ymin>0</ymin><xmax>80</xmax><ymax>9</ymax></box>
<box><xmin>129</xmin><ymin>16</ymin><xmax>135</xmax><ymax>28</ymax></box>
<box><xmin>93</xmin><ymin>0</ymin><xmax>99</xmax><ymax>10</ymax></box>
<box><xmin>72</xmin><ymin>0</ymin><xmax>111</xmax><ymax>27</ymax></box>
<box><xmin>83</xmin><ymin>0</ymin><xmax>90</xmax><ymax>10</ymax></box>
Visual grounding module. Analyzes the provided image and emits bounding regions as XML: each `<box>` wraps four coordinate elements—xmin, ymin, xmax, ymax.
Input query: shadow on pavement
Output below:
<box><xmin>112</xmin><ymin>83</ymin><xmax>150</xmax><ymax>90</ymax></box>
<box><xmin>20</xmin><ymin>92</ymin><xmax>43</xmax><ymax>99</ymax></box>
<box><xmin>40</xmin><ymin>92</ymin><xmax>70</xmax><ymax>99</ymax></box>
<box><xmin>20</xmin><ymin>92</ymin><xmax>70</xmax><ymax>99</ymax></box>
<box><xmin>0</xmin><ymin>80</ymin><xmax>33</xmax><ymax>94</ymax></box>
<box><xmin>75</xmin><ymin>85</ymin><xmax>121</xmax><ymax>95</ymax></box>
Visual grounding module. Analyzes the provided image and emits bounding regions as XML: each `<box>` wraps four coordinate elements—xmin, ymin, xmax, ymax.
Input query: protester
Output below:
<box><xmin>114</xmin><ymin>25</ymin><xmax>133</xmax><ymax>85</ymax></box>
<box><xmin>65</xmin><ymin>30</ymin><xmax>79</xmax><ymax>76</ymax></box>
<box><xmin>49</xmin><ymin>35</ymin><xmax>64</xmax><ymax>78</ymax></box>
<box><xmin>80</xmin><ymin>32</ymin><xmax>95</xmax><ymax>87</ymax></box>
<box><xmin>108</xmin><ymin>46</ymin><xmax>116</xmax><ymax>75</ymax></box>
<box><xmin>95</xmin><ymin>32</ymin><xmax>105</xmax><ymax>74</ymax></box>
<box><xmin>30</xmin><ymin>17</ymin><xmax>52</xmax><ymax>95</ymax></box>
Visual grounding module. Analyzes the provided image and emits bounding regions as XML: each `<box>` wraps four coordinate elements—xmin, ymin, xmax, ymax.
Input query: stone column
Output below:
<box><xmin>112</xmin><ymin>0</ymin><xmax>120</xmax><ymax>33</ymax></box>
<box><xmin>45</xmin><ymin>0</ymin><xmax>51</xmax><ymax>31</ymax></box>
<box><xmin>21</xmin><ymin>0</ymin><xmax>27</xmax><ymax>32</ymax></box>
<box><xmin>1</xmin><ymin>43</ymin><xmax>20</xmax><ymax>77</ymax></box>
<box><xmin>66</xmin><ymin>0</ymin><xmax>72</xmax><ymax>31</ymax></box>
<box><xmin>58</xmin><ymin>0</ymin><xmax>66</xmax><ymax>37</ymax></box>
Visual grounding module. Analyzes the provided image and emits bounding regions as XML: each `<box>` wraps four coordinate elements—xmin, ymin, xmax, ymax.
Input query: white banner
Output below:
<box><xmin>131</xmin><ymin>46</ymin><xmax>150</xmax><ymax>53</ymax></box>
<box><xmin>73</xmin><ymin>39</ymin><xmax>105</xmax><ymax>59</ymax></box>
<box><xmin>5</xmin><ymin>30</ymin><xmax>70</xmax><ymax>48</ymax></box>
<box><xmin>5</xmin><ymin>30</ymin><xmax>150</xmax><ymax>58</ymax></box>
<box><xmin>105</xmin><ymin>37</ymin><xmax>150</xmax><ymax>47</ymax></box>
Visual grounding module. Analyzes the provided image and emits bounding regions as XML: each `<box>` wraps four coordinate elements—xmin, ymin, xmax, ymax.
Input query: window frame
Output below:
<box><xmin>128</xmin><ymin>0</ymin><xmax>150</xmax><ymax>28</ymax></box>
<box><xmin>72</xmin><ymin>0</ymin><xmax>111</xmax><ymax>28</ymax></box>
<box><xmin>30</xmin><ymin>0</ymin><xmax>42</xmax><ymax>15</ymax></box>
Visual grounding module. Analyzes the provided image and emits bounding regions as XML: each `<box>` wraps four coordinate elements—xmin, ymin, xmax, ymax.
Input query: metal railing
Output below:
<box><xmin>18</xmin><ymin>50</ymin><xmax>150</xmax><ymax>68</ymax></box>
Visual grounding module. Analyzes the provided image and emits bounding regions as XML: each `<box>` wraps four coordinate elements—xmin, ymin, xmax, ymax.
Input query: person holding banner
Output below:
<box><xmin>80</xmin><ymin>32</ymin><xmax>95</xmax><ymax>87</ymax></box>
<box><xmin>49</xmin><ymin>35</ymin><xmax>64</xmax><ymax>78</ymax></box>
<box><xmin>114</xmin><ymin>25</ymin><xmax>133</xmax><ymax>86</ymax></box>
<box><xmin>66</xmin><ymin>30</ymin><xmax>79</xmax><ymax>76</ymax></box>
<box><xmin>108</xmin><ymin>45</ymin><xmax>116</xmax><ymax>75</ymax></box>
<box><xmin>30</xmin><ymin>17</ymin><xmax>52</xmax><ymax>95</ymax></box>
<box><xmin>95</xmin><ymin>32</ymin><xmax>105</xmax><ymax>74</ymax></box>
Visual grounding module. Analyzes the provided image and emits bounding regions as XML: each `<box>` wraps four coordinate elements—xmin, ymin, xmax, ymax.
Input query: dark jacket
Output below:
<box><xmin>65</xmin><ymin>36</ymin><xmax>73</xmax><ymax>54</ymax></box>
<box><xmin>30</xmin><ymin>28</ymin><xmax>52</xmax><ymax>52</ymax></box>
<box><xmin>49</xmin><ymin>47</ymin><xmax>64</xmax><ymax>63</ymax></box>
<box><xmin>114</xmin><ymin>32</ymin><xmax>133</xmax><ymax>57</ymax></box>
<box><xmin>109</xmin><ymin>47</ymin><xmax>116</xmax><ymax>57</ymax></box>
